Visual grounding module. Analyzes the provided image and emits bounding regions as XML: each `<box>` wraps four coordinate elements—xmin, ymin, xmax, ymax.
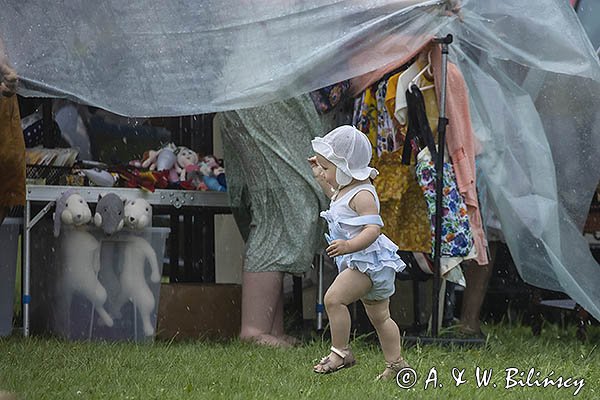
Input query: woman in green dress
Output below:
<box><xmin>217</xmin><ymin>94</ymin><xmax>330</xmax><ymax>346</ymax></box>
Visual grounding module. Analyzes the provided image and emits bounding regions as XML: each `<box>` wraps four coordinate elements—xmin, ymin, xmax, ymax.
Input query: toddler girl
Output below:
<box><xmin>308</xmin><ymin>125</ymin><xmax>410</xmax><ymax>380</ymax></box>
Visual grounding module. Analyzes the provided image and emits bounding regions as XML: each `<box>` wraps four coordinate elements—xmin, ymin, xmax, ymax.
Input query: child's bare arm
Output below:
<box><xmin>326</xmin><ymin>190</ymin><xmax>381</xmax><ymax>257</ymax></box>
<box><xmin>308</xmin><ymin>156</ymin><xmax>335</xmax><ymax>199</ymax></box>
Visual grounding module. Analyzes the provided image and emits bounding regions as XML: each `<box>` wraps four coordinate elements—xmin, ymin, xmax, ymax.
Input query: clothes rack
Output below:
<box><xmin>316</xmin><ymin>34</ymin><xmax>485</xmax><ymax>347</ymax></box>
<box><xmin>430</xmin><ymin>33</ymin><xmax>452</xmax><ymax>338</ymax></box>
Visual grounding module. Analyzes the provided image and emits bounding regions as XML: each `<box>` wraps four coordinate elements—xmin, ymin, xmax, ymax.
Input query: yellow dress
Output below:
<box><xmin>0</xmin><ymin>95</ymin><xmax>25</xmax><ymax>208</ymax></box>
<box><xmin>374</xmin><ymin>151</ymin><xmax>431</xmax><ymax>252</ymax></box>
<box><xmin>355</xmin><ymin>67</ymin><xmax>437</xmax><ymax>253</ymax></box>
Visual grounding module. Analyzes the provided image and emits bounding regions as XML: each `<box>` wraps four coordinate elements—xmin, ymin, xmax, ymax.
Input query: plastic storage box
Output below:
<box><xmin>0</xmin><ymin>218</ymin><xmax>21</xmax><ymax>336</ymax></box>
<box><xmin>30</xmin><ymin>220</ymin><xmax>169</xmax><ymax>341</ymax></box>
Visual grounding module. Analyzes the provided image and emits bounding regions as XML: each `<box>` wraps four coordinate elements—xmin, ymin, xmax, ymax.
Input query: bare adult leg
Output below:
<box><xmin>269</xmin><ymin>282</ymin><xmax>284</xmax><ymax>337</ymax></box>
<box><xmin>459</xmin><ymin>241</ymin><xmax>498</xmax><ymax>334</ymax></box>
<box><xmin>314</xmin><ymin>268</ymin><xmax>372</xmax><ymax>372</ymax></box>
<box><xmin>269</xmin><ymin>280</ymin><xmax>301</xmax><ymax>346</ymax></box>
<box><xmin>239</xmin><ymin>270</ymin><xmax>290</xmax><ymax>347</ymax></box>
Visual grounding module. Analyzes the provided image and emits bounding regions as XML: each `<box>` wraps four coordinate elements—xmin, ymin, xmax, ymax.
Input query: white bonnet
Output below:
<box><xmin>311</xmin><ymin>125</ymin><xmax>378</xmax><ymax>186</ymax></box>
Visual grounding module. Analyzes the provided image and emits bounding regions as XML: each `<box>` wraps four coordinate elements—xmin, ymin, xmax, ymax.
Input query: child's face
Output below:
<box><xmin>316</xmin><ymin>154</ymin><xmax>337</xmax><ymax>187</ymax></box>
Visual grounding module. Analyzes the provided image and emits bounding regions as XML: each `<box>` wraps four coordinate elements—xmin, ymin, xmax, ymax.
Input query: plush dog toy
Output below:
<box><xmin>110</xmin><ymin>197</ymin><xmax>160</xmax><ymax>336</ymax></box>
<box><xmin>124</xmin><ymin>198</ymin><xmax>153</xmax><ymax>230</ymax></box>
<box><xmin>53</xmin><ymin>189</ymin><xmax>92</xmax><ymax>237</ymax></box>
<box><xmin>53</xmin><ymin>190</ymin><xmax>114</xmax><ymax>332</ymax></box>
<box><xmin>94</xmin><ymin>193</ymin><xmax>125</xmax><ymax>235</ymax></box>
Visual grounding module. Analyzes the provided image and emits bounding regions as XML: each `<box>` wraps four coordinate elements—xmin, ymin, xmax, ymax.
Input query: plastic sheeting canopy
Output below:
<box><xmin>2</xmin><ymin>0</ymin><xmax>600</xmax><ymax>320</ymax></box>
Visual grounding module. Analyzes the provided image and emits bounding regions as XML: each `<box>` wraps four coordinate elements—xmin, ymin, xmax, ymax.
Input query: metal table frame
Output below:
<box><xmin>23</xmin><ymin>184</ymin><xmax>230</xmax><ymax>337</ymax></box>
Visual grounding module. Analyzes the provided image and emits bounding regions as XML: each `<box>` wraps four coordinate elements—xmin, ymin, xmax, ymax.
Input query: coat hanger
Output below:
<box><xmin>408</xmin><ymin>51</ymin><xmax>434</xmax><ymax>93</ymax></box>
<box><xmin>379</xmin><ymin>57</ymin><xmax>417</xmax><ymax>85</ymax></box>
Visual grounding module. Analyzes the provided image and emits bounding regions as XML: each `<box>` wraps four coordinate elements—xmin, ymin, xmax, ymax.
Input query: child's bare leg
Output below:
<box><xmin>314</xmin><ymin>268</ymin><xmax>371</xmax><ymax>371</ymax></box>
<box><xmin>363</xmin><ymin>298</ymin><xmax>410</xmax><ymax>380</ymax></box>
<box><xmin>362</xmin><ymin>298</ymin><xmax>401</xmax><ymax>362</ymax></box>
<box><xmin>240</xmin><ymin>271</ymin><xmax>290</xmax><ymax>347</ymax></box>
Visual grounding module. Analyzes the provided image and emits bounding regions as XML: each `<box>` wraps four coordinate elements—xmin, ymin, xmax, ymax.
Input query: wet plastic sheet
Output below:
<box><xmin>0</xmin><ymin>0</ymin><xmax>446</xmax><ymax>116</ymax></box>
<box><xmin>2</xmin><ymin>0</ymin><xmax>600</xmax><ymax>319</ymax></box>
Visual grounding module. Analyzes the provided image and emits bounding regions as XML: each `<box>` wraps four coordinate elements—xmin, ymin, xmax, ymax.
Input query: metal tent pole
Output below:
<box><xmin>404</xmin><ymin>34</ymin><xmax>483</xmax><ymax>347</ymax></box>
<box><xmin>431</xmin><ymin>33</ymin><xmax>452</xmax><ymax>337</ymax></box>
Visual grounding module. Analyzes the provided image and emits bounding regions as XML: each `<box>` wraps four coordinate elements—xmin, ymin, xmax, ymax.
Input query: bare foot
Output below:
<box><xmin>278</xmin><ymin>334</ymin><xmax>302</xmax><ymax>347</ymax></box>
<box><xmin>241</xmin><ymin>333</ymin><xmax>292</xmax><ymax>348</ymax></box>
<box><xmin>0</xmin><ymin>391</ymin><xmax>18</xmax><ymax>400</ymax></box>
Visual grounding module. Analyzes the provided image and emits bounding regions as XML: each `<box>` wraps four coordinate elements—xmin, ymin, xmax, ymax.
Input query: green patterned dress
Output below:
<box><xmin>217</xmin><ymin>94</ymin><xmax>332</xmax><ymax>274</ymax></box>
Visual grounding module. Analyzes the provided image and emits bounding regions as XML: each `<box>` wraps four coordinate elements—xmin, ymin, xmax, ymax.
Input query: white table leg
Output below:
<box><xmin>23</xmin><ymin>200</ymin><xmax>31</xmax><ymax>337</ymax></box>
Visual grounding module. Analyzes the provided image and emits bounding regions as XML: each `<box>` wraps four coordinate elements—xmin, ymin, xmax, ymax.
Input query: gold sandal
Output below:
<box><xmin>313</xmin><ymin>346</ymin><xmax>356</xmax><ymax>374</ymax></box>
<box><xmin>376</xmin><ymin>357</ymin><xmax>411</xmax><ymax>381</ymax></box>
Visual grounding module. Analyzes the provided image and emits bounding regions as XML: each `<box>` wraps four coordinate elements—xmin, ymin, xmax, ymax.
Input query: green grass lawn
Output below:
<box><xmin>1</xmin><ymin>323</ymin><xmax>598</xmax><ymax>400</ymax></box>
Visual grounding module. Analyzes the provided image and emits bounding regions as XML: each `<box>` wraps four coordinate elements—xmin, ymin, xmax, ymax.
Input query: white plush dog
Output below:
<box><xmin>124</xmin><ymin>198</ymin><xmax>153</xmax><ymax>230</ymax></box>
<box><xmin>110</xmin><ymin>197</ymin><xmax>160</xmax><ymax>336</ymax></box>
<box><xmin>53</xmin><ymin>190</ymin><xmax>114</xmax><ymax>333</ymax></box>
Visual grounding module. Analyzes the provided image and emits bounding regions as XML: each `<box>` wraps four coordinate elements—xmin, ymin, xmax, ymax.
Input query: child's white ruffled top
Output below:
<box><xmin>321</xmin><ymin>183</ymin><xmax>406</xmax><ymax>274</ymax></box>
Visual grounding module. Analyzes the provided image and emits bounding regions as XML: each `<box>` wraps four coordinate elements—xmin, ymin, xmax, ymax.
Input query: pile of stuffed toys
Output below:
<box><xmin>52</xmin><ymin>190</ymin><xmax>161</xmax><ymax>338</ymax></box>
<box><xmin>82</xmin><ymin>143</ymin><xmax>227</xmax><ymax>193</ymax></box>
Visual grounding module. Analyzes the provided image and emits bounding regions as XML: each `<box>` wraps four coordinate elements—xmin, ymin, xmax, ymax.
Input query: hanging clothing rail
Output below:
<box><xmin>430</xmin><ymin>33</ymin><xmax>452</xmax><ymax>338</ymax></box>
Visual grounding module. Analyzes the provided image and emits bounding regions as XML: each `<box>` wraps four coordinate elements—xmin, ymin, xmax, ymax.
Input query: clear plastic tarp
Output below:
<box><xmin>1</xmin><ymin>0</ymin><xmax>600</xmax><ymax>319</ymax></box>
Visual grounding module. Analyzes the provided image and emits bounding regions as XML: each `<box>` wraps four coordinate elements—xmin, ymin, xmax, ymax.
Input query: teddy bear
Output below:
<box><xmin>53</xmin><ymin>190</ymin><xmax>114</xmax><ymax>334</ymax></box>
<box><xmin>107</xmin><ymin>197</ymin><xmax>161</xmax><ymax>336</ymax></box>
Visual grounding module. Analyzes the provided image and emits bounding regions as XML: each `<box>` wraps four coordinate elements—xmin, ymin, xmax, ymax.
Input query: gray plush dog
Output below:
<box><xmin>94</xmin><ymin>193</ymin><xmax>125</xmax><ymax>235</ymax></box>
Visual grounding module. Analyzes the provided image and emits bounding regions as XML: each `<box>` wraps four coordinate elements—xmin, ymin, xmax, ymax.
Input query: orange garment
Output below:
<box><xmin>0</xmin><ymin>95</ymin><xmax>25</xmax><ymax>208</ymax></box>
<box><xmin>431</xmin><ymin>45</ymin><xmax>489</xmax><ymax>266</ymax></box>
